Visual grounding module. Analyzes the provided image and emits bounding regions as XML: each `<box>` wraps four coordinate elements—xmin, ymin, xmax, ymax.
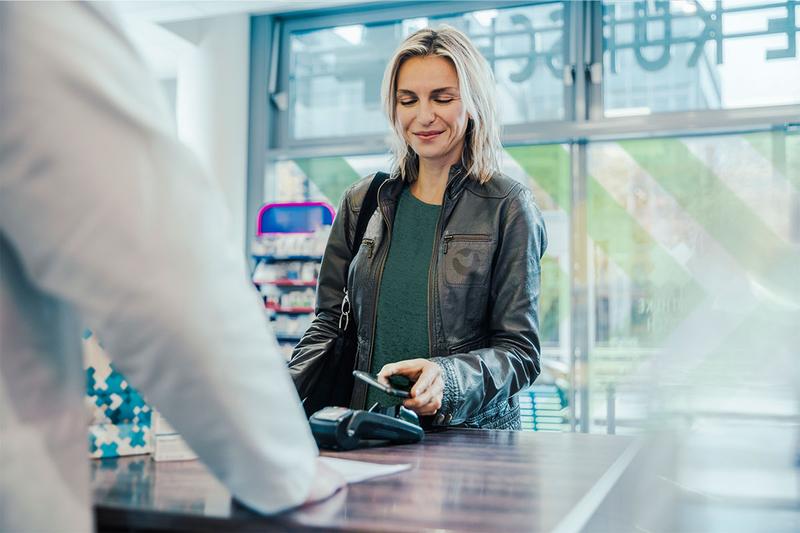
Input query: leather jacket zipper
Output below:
<box><xmin>427</xmin><ymin>201</ymin><xmax>447</xmax><ymax>357</ymax></box>
<box><xmin>365</xmin><ymin>178</ymin><xmax>393</xmax><ymax>384</ymax></box>
<box><xmin>442</xmin><ymin>233</ymin><xmax>491</xmax><ymax>254</ymax></box>
<box><xmin>362</xmin><ymin>238</ymin><xmax>375</xmax><ymax>259</ymax></box>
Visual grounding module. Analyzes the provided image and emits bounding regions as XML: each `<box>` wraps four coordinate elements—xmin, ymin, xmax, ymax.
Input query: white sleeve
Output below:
<box><xmin>0</xmin><ymin>2</ymin><xmax>317</xmax><ymax>514</ymax></box>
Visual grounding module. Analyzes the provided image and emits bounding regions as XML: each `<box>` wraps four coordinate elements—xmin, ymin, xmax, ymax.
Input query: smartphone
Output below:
<box><xmin>352</xmin><ymin>370</ymin><xmax>411</xmax><ymax>398</ymax></box>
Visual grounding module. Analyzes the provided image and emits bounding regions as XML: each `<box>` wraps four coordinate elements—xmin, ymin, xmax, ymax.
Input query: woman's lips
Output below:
<box><xmin>415</xmin><ymin>131</ymin><xmax>443</xmax><ymax>141</ymax></box>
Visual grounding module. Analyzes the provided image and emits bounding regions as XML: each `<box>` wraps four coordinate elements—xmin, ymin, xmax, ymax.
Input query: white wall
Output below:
<box><xmin>122</xmin><ymin>14</ymin><xmax>251</xmax><ymax>251</ymax></box>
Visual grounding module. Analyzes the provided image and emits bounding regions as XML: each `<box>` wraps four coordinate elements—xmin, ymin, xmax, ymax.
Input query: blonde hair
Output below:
<box><xmin>381</xmin><ymin>25</ymin><xmax>502</xmax><ymax>185</ymax></box>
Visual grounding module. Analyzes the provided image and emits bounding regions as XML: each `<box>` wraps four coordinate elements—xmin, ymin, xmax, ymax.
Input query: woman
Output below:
<box><xmin>290</xmin><ymin>26</ymin><xmax>547</xmax><ymax>429</ymax></box>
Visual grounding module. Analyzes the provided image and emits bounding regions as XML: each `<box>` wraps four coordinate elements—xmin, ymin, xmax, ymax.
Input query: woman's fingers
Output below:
<box><xmin>376</xmin><ymin>364</ymin><xmax>393</xmax><ymax>386</ymax></box>
<box><xmin>377</xmin><ymin>359</ymin><xmax>424</xmax><ymax>385</ymax></box>
<box><xmin>409</xmin><ymin>361</ymin><xmax>441</xmax><ymax>397</ymax></box>
<box><xmin>405</xmin><ymin>393</ymin><xmax>441</xmax><ymax>415</ymax></box>
<box><xmin>404</xmin><ymin>366</ymin><xmax>444</xmax><ymax>413</ymax></box>
<box><xmin>378</xmin><ymin>360</ymin><xmax>445</xmax><ymax>416</ymax></box>
<box><xmin>410</xmin><ymin>370</ymin><xmax>433</xmax><ymax>397</ymax></box>
<box><xmin>405</xmin><ymin>385</ymin><xmax>442</xmax><ymax>413</ymax></box>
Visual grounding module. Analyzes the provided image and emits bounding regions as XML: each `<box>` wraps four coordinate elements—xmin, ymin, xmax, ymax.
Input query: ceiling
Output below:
<box><xmin>113</xmin><ymin>0</ymin><xmax>367</xmax><ymax>23</ymax></box>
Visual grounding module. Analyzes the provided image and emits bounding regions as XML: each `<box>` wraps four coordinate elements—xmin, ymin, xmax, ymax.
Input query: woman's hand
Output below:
<box><xmin>377</xmin><ymin>359</ymin><xmax>444</xmax><ymax>416</ymax></box>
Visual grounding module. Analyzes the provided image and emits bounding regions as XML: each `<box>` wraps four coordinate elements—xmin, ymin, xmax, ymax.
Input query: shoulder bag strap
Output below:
<box><xmin>350</xmin><ymin>171</ymin><xmax>389</xmax><ymax>256</ymax></box>
<box><xmin>337</xmin><ymin>171</ymin><xmax>389</xmax><ymax>332</ymax></box>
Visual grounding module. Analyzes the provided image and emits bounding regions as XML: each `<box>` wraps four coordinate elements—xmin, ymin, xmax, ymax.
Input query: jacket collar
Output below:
<box><xmin>445</xmin><ymin>163</ymin><xmax>470</xmax><ymax>199</ymax></box>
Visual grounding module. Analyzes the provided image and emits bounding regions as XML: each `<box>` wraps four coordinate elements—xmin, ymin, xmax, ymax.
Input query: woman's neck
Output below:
<box><xmin>410</xmin><ymin>158</ymin><xmax>457</xmax><ymax>205</ymax></box>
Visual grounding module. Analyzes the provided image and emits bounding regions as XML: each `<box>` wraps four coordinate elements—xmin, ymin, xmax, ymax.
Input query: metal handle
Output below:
<box><xmin>563</xmin><ymin>65</ymin><xmax>576</xmax><ymax>87</ymax></box>
<box><xmin>338</xmin><ymin>289</ymin><xmax>351</xmax><ymax>331</ymax></box>
<box><xmin>586</xmin><ymin>62</ymin><xmax>603</xmax><ymax>84</ymax></box>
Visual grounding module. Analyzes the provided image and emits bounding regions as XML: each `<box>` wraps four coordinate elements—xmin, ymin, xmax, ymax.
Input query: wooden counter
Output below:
<box><xmin>92</xmin><ymin>429</ymin><xmax>637</xmax><ymax>532</ymax></box>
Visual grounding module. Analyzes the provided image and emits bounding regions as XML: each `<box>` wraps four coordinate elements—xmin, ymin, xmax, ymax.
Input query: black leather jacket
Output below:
<box><xmin>290</xmin><ymin>166</ymin><xmax>547</xmax><ymax>429</ymax></box>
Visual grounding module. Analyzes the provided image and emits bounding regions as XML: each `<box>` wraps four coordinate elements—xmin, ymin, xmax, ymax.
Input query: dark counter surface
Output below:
<box><xmin>92</xmin><ymin>428</ymin><xmax>636</xmax><ymax>532</ymax></box>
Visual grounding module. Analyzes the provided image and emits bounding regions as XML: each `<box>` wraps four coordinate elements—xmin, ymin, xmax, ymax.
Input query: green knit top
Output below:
<box><xmin>366</xmin><ymin>186</ymin><xmax>441</xmax><ymax>408</ymax></box>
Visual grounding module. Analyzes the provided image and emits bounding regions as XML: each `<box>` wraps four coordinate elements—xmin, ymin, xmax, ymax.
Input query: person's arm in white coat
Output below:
<box><xmin>0</xmin><ymin>2</ymin><xmax>339</xmax><ymax>514</ymax></box>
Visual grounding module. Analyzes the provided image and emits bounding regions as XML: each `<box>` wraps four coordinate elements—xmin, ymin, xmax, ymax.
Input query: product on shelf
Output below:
<box><xmin>252</xmin><ymin>260</ymin><xmax>321</xmax><ymax>284</ymax></box>
<box><xmin>252</xmin><ymin>229</ymin><xmax>330</xmax><ymax>258</ymax></box>
<box><xmin>277</xmin><ymin>288</ymin><xmax>316</xmax><ymax>310</ymax></box>
<box><xmin>273</xmin><ymin>314</ymin><xmax>314</xmax><ymax>337</ymax></box>
<box><xmin>260</xmin><ymin>284</ymin><xmax>282</xmax><ymax>308</ymax></box>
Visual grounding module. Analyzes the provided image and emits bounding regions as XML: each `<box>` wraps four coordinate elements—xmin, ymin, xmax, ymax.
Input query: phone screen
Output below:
<box><xmin>352</xmin><ymin>370</ymin><xmax>411</xmax><ymax>398</ymax></box>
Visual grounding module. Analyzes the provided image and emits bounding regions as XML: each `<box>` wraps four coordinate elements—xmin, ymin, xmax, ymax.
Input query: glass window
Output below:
<box><xmin>433</xmin><ymin>4</ymin><xmax>567</xmax><ymax>124</ymax></box>
<box><xmin>603</xmin><ymin>0</ymin><xmax>800</xmax><ymax>116</ymax></box>
<box><xmin>586</xmin><ymin>130</ymin><xmax>799</xmax><ymax>433</ymax></box>
<box><xmin>289</xmin><ymin>24</ymin><xmax>398</xmax><ymax>140</ymax></box>
<box><xmin>267</xmin><ymin>154</ymin><xmax>391</xmax><ymax>204</ymax></box>
<box><xmin>504</xmin><ymin>144</ymin><xmax>570</xmax><ymax>353</ymax></box>
<box><xmin>501</xmin><ymin>144</ymin><xmax>572</xmax><ymax>431</ymax></box>
<box><xmin>288</xmin><ymin>2</ymin><xmax>567</xmax><ymax>140</ymax></box>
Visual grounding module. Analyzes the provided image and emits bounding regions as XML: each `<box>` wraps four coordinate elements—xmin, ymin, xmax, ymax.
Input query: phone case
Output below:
<box><xmin>352</xmin><ymin>370</ymin><xmax>411</xmax><ymax>398</ymax></box>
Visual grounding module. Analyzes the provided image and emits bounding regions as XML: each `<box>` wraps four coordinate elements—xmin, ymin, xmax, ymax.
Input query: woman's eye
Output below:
<box><xmin>398</xmin><ymin>99</ymin><xmax>416</xmax><ymax>106</ymax></box>
<box><xmin>435</xmin><ymin>99</ymin><xmax>454</xmax><ymax>104</ymax></box>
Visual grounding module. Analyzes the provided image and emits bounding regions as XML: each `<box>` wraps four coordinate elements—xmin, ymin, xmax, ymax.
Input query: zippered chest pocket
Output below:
<box><xmin>442</xmin><ymin>233</ymin><xmax>493</xmax><ymax>287</ymax></box>
<box><xmin>360</xmin><ymin>238</ymin><xmax>375</xmax><ymax>259</ymax></box>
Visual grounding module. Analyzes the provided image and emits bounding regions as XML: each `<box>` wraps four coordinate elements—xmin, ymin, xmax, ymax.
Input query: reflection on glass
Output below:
<box><xmin>290</xmin><ymin>24</ymin><xmax>397</xmax><ymax>139</ymax></box>
<box><xmin>289</xmin><ymin>3</ymin><xmax>566</xmax><ymax>140</ymax></box>
<box><xmin>432</xmin><ymin>3</ymin><xmax>566</xmax><ymax>124</ymax></box>
<box><xmin>603</xmin><ymin>0</ymin><xmax>800</xmax><ymax>115</ymax></box>
<box><xmin>91</xmin><ymin>456</ymin><xmax>232</xmax><ymax>516</ymax></box>
<box><xmin>585</xmin><ymin>131</ymin><xmax>800</xmax><ymax>530</ymax></box>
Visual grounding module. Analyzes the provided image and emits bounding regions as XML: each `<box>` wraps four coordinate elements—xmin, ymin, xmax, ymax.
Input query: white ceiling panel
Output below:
<box><xmin>114</xmin><ymin>0</ymin><xmax>370</xmax><ymax>23</ymax></box>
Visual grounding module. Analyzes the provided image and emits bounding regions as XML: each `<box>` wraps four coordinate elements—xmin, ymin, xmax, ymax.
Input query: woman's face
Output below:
<box><xmin>395</xmin><ymin>55</ymin><xmax>469</xmax><ymax>169</ymax></box>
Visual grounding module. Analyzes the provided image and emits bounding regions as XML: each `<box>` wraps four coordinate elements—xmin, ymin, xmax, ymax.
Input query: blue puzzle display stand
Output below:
<box><xmin>84</xmin><ymin>330</ymin><xmax>152</xmax><ymax>458</ymax></box>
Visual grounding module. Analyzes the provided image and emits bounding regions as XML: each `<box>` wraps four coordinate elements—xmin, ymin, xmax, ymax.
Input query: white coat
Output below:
<box><xmin>0</xmin><ymin>3</ymin><xmax>318</xmax><ymax>531</ymax></box>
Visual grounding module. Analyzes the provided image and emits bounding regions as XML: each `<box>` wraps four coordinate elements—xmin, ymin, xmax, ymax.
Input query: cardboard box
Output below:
<box><xmin>152</xmin><ymin>434</ymin><xmax>198</xmax><ymax>462</ymax></box>
<box><xmin>84</xmin><ymin>331</ymin><xmax>152</xmax><ymax>458</ymax></box>
<box><xmin>151</xmin><ymin>410</ymin><xmax>197</xmax><ymax>462</ymax></box>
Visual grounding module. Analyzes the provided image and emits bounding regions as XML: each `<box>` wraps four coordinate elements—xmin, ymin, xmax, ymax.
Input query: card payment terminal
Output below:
<box><xmin>309</xmin><ymin>405</ymin><xmax>424</xmax><ymax>450</ymax></box>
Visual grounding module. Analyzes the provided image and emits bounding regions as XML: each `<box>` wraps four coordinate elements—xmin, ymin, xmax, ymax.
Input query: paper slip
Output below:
<box><xmin>319</xmin><ymin>456</ymin><xmax>411</xmax><ymax>484</ymax></box>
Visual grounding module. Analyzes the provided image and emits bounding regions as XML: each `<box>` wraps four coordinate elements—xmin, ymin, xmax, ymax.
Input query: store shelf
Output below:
<box><xmin>252</xmin><ymin>254</ymin><xmax>323</xmax><ymax>263</ymax></box>
<box><xmin>255</xmin><ymin>279</ymin><xmax>318</xmax><ymax>287</ymax></box>
<box><xmin>275</xmin><ymin>334</ymin><xmax>304</xmax><ymax>343</ymax></box>
<box><xmin>266</xmin><ymin>304</ymin><xmax>315</xmax><ymax>314</ymax></box>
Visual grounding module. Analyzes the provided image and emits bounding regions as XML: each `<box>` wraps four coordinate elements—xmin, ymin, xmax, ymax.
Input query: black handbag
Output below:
<box><xmin>292</xmin><ymin>172</ymin><xmax>389</xmax><ymax>417</ymax></box>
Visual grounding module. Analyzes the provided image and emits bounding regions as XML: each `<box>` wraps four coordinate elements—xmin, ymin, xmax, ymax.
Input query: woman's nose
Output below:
<box><xmin>416</xmin><ymin>101</ymin><xmax>435</xmax><ymax>125</ymax></box>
